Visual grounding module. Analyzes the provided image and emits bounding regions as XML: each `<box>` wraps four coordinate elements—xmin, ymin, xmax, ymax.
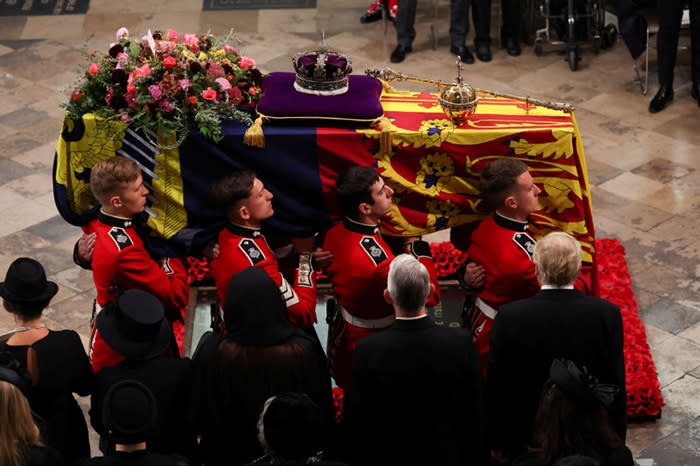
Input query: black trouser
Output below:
<box><xmin>657</xmin><ymin>0</ymin><xmax>700</xmax><ymax>86</ymax></box>
<box><xmin>472</xmin><ymin>0</ymin><xmax>521</xmax><ymax>47</ymax></box>
<box><xmin>396</xmin><ymin>0</ymin><xmax>477</xmax><ymax>48</ymax></box>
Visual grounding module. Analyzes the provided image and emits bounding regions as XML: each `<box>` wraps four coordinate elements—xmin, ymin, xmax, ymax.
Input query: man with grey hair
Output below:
<box><xmin>347</xmin><ymin>254</ymin><xmax>486</xmax><ymax>466</ymax></box>
<box><xmin>486</xmin><ymin>232</ymin><xmax>626</xmax><ymax>465</ymax></box>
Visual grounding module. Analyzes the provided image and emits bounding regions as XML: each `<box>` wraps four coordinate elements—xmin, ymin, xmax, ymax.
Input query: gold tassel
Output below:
<box><xmin>372</xmin><ymin>117</ymin><xmax>394</xmax><ymax>155</ymax></box>
<box><xmin>243</xmin><ymin>117</ymin><xmax>265</xmax><ymax>148</ymax></box>
<box><xmin>381</xmin><ymin>80</ymin><xmax>411</xmax><ymax>95</ymax></box>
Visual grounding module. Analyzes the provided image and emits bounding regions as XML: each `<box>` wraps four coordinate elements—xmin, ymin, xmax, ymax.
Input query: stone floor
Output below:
<box><xmin>1</xmin><ymin>2</ymin><xmax>699</xmax><ymax>464</ymax></box>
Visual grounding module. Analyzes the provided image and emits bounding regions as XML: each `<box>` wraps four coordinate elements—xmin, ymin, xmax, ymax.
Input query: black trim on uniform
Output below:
<box><xmin>226</xmin><ymin>222</ymin><xmax>262</xmax><ymax>238</ymax></box>
<box><xmin>343</xmin><ymin>217</ymin><xmax>379</xmax><ymax>235</ymax></box>
<box><xmin>493</xmin><ymin>212</ymin><xmax>528</xmax><ymax>232</ymax></box>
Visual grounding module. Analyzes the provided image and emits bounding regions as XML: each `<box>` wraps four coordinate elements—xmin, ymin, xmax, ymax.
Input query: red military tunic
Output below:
<box><xmin>322</xmin><ymin>218</ymin><xmax>441</xmax><ymax>390</ymax></box>
<box><xmin>465</xmin><ymin>212</ymin><xmax>590</xmax><ymax>379</ymax></box>
<box><xmin>209</xmin><ymin>223</ymin><xmax>316</xmax><ymax>329</ymax></box>
<box><xmin>84</xmin><ymin>211</ymin><xmax>190</xmax><ymax>372</ymax></box>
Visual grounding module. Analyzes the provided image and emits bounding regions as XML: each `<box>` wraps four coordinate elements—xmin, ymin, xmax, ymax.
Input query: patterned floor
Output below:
<box><xmin>1</xmin><ymin>2</ymin><xmax>700</xmax><ymax>464</ymax></box>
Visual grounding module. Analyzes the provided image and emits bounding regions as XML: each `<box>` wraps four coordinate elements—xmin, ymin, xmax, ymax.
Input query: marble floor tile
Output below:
<box><xmin>597</xmin><ymin>171</ymin><xmax>665</xmax><ymax>201</ymax></box>
<box><xmin>639</xmin><ymin>298</ymin><xmax>700</xmax><ymax>336</ymax></box>
<box><xmin>645</xmin><ymin>323</ymin><xmax>675</xmax><ymax>348</ymax></box>
<box><xmin>653</xmin><ymin>340</ymin><xmax>700</xmax><ymax>386</ymax></box>
<box><xmin>21</xmin><ymin>14</ymin><xmax>85</xmax><ymax>40</ymax></box>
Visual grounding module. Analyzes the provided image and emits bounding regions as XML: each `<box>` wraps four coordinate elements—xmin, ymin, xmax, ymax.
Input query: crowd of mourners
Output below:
<box><xmin>0</xmin><ymin>155</ymin><xmax>632</xmax><ymax>466</ymax></box>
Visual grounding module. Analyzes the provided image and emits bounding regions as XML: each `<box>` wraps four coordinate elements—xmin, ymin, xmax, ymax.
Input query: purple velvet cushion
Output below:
<box><xmin>256</xmin><ymin>72</ymin><xmax>383</xmax><ymax>121</ymax></box>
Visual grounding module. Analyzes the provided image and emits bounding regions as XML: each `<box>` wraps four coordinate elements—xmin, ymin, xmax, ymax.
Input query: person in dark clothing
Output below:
<box><xmin>86</xmin><ymin>379</ymin><xmax>191</xmax><ymax>466</ymax></box>
<box><xmin>0</xmin><ymin>356</ymin><xmax>65</xmax><ymax>466</ymax></box>
<box><xmin>89</xmin><ymin>290</ymin><xmax>197</xmax><ymax>459</ymax></box>
<box><xmin>245</xmin><ymin>392</ymin><xmax>348</xmax><ymax>466</ymax></box>
<box><xmin>191</xmin><ymin>267</ymin><xmax>334</xmax><ymax>466</ymax></box>
<box><xmin>347</xmin><ymin>254</ymin><xmax>485</xmax><ymax>466</ymax></box>
<box><xmin>0</xmin><ymin>257</ymin><xmax>92</xmax><ymax>466</ymax></box>
<box><xmin>512</xmin><ymin>359</ymin><xmax>633</xmax><ymax>466</ymax></box>
<box><xmin>648</xmin><ymin>0</ymin><xmax>700</xmax><ymax>113</ymax></box>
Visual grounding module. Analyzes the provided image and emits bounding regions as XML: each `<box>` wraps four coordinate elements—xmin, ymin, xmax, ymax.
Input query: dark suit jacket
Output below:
<box><xmin>486</xmin><ymin>289</ymin><xmax>626</xmax><ymax>458</ymax></box>
<box><xmin>347</xmin><ymin>315</ymin><xmax>485</xmax><ymax>466</ymax></box>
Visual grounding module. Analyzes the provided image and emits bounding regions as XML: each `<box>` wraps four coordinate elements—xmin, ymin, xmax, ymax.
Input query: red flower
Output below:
<box><xmin>187</xmin><ymin>96</ymin><xmax>197</xmax><ymax>106</ymax></box>
<box><xmin>71</xmin><ymin>90</ymin><xmax>84</xmax><ymax>101</ymax></box>
<box><xmin>201</xmin><ymin>87</ymin><xmax>217</xmax><ymax>101</ymax></box>
<box><xmin>88</xmin><ymin>62</ymin><xmax>99</xmax><ymax>76</ymax></box>
<box><xmin>163</xmin><ymin>56</ymin><xmax>176</xmax><ymax>69</ymax></box>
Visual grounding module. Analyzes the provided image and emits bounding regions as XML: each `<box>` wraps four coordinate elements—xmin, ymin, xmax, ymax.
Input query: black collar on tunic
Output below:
<box><xmin>226</xmin><ymin>222</ymin><xmax>262</xmax><ymax>238</ymax></box>
<box><xmin>99</xmin><ymin>210</ymin><xmax>135</xmax><ymax>228</ymax></box>
<box><xmin>343</xmin><ymin>217</ymin><xmax>379</xmax><ymax>235</ymax></box>
<box><xmin>494</xmin><ymin>212</ymin><xmax>529</xmax><ymax>232</ymax></box>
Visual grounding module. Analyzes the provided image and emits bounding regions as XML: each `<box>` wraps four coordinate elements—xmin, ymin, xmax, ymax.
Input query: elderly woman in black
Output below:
<box><xmin>191</xmin><ymin>267</ymin><xmax>334</xmax><ymax>466</ymax></box>
<box><xmin>0</xmin><ymin>258</ymin><xmax>92</xmax><ymax>466</ymax></box>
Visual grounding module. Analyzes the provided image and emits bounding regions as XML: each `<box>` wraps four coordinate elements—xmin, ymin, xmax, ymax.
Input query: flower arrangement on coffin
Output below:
<box><xmin>64</xmin><ymin>27</ymin><xmax>264</xmax><ymax>146</ymax></box>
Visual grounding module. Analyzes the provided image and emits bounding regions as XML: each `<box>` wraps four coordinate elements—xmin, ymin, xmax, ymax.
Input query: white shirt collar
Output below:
<box><xmin>541</xmin><ymin>284</ymin><xmax>575</xmax><ymax>290</ymax></box>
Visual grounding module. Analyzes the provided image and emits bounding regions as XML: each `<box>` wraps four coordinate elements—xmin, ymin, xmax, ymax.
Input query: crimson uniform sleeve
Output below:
<box><xmin>117</xmin><ymin>249</ymin><xmax>189</xmax><ymax>322</ymax></box>
<box><xmin>404</xmin><ymin>240</ymin><xmax>441</xmax><ymax>307</ymax></box>
<box><xmin>280</xmin><ymin>253</ymin><xmax>317</xmax><ymax>329</ymax></box>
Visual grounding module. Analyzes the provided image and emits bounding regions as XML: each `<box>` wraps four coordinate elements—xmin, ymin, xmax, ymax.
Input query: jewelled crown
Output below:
<box><xmin>292</xmin><ymin>36</ymin><xmax>352</xmax><ymax>96</ymax></box>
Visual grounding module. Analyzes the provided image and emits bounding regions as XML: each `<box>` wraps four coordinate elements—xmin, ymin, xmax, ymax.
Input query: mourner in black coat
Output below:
<box><xmin>348</xmin><ymin>254</ymin><xmax>485</xmax><ymax>466</ymax></box>
<box><xmin>486</xmin><ymin>232</ymin><xmax>626</xmax><ymax>464</ymax></box>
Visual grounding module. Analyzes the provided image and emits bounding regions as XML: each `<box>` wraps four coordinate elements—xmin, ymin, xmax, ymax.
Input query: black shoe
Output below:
<box><xmin>692</xmin><ymin>83</ymin><xmax>700</xmax><ymax>107</ymax></box>
<box><xmin>450</xmin><ymin>45</ymin><xmax>475</xmax><ymax>64</ymax></box>
<box><xmin>649</xmin><ymin>86</ymin><xmax>674</xmax><ymax>113</ymax></box>
<box><xmin>390</xmin><ymin>44</ymin><xmax>412</xmax><ymax>63</ymax></box>
<box><xmin>360</xmin><ymin>10</ymin><xmax>382</xmax><ymax>23</ymax></box>
<box><xmin>475</xmin><ymin>44</ymin><xmax>491</xmax><ymax>62</ymax></box>
<box><xmin>505</xmin><ymin>38</ymin><xmax>521</xmax><ymax>56</ymax></box>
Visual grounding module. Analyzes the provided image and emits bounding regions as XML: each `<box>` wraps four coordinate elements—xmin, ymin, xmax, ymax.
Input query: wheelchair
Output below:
<box><xmin>533</xmin><ymin>0</ymin><xmax>618</xmax><ymax>71</ymax></box>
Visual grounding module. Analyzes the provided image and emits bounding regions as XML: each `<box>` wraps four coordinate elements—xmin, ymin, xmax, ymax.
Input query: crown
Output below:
<box><xmin>292</xmin><ymin>36</ymin><xmax>352</xmax><ymax>96</ymax></box>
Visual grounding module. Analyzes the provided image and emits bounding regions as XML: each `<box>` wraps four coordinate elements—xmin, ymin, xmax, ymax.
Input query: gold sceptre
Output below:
<box><xmin>365</xmin><ymin>66</ymin><xmax>575</xmax><ymax>114</ymax></box>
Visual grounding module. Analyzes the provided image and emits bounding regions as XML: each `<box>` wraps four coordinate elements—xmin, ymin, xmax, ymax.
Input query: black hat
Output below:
<box><xmin>103</xmin><ymin>379</ymin><xmax>158</xmax><ymax>444</ymax></box>
<box><xmin>0</xmin><ymin>257</ymin><xmax>58</xmax><ymax>304</ymax></box>
<box><xmin>549</xmin><ymin>359</ymin><xmax>618</xmax><ymax>408</ymax></box>
<box><xmin>0</xmin><ymin>351</ymin><xmax>32</xmax><ymax>397</ymax></box>
<box><xmin>97</xmin><ymin>289</ymin><xmax>171</xmax><ymax>360</ymax></box>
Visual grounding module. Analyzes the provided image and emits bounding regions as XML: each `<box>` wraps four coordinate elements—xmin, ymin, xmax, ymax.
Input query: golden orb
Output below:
<box><xmin>438</xmin><ymin>82</ymin><xmax>478</xmax><ymax>126</ymax></box>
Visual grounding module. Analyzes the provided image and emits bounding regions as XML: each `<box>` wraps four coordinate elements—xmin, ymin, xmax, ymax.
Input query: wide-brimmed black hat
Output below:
<box><xmin>0</xmin><ymin>257</ymin><xmax>58</xmax><ymax>304</ymax></box>
<box><xmin>103</xmin><ymin>379</ymin><xmax>158</xmax><ymax>444</ymax></box>
<box><xmin>97</xmin><ymin>289</ymin><xmax>171</xmax><ymax>360</ymax></box>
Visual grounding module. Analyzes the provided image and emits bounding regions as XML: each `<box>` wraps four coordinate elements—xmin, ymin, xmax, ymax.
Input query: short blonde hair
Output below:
<box><xmin>90</xmin><ymin>156</ymin><xmax>141</xmax><ymax>205</ymax></box>
<box><xmin>533</xmin><ymin>232</ymin><xmax>582</xmax><ymax>286</ymax></box>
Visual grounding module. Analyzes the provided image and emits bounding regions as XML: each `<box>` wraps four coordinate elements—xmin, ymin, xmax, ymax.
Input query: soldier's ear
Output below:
<box><xmin>237</xmin><ymin>203</ymin><xmax>250</xmax><ymax>221</ymax></box>
<box><xmin>504</xmin><ymin>194</ymin><xmax>517</xmax><ymax>210</ymax></box>
<box><xmin>358</xmin><ymin>202</ymin><xmax>372</xmax><ymax>216</ymax></box>
<box><xmin>383</xmin><ymin>288</ymin><xmax>393</xmax><ymax>305</ymax></box>
<box><xmin>108</xmin><ymin>194</ymin><xmax>123</xmax><ymax>210</ymax></box>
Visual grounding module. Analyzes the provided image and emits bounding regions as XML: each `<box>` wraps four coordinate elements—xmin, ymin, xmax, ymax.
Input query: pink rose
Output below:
<box><xmin>201</xmin><ymin>87</ymin><xmax>217</xmax><ymax>101</ymax></box>
<box><xmin>238</xmin><ymin>56</ymin><xmax>256</xmax><ymax>69</ymax></box>
<box><xmin>223</xmin><ymin>44</ymin><xmax>238</xmax><ymax>55</ymax></box>
<box><xmin>163</xmin><ymin>56</ymin><xmax>176</xmax><ymax>68</ymax></box>
<box><xmin>148</xmin><ymin>84</ymin><xmax>163</xmax><ymax>100</ymax></box>
<box><xmin>165</xmin><ymin>29</ymin><xmax>179</xmax><ymax>42</ymax></box>
<box><xmin>116</xmin><ymin>27</ymin><xmax>129</xmax><ymax>41</ymax></box>
<box><xmin>161</xmin><ymin>99</ymin><xmax>175</xmax><ymax>112</ymax></box>
<box><xmin>88</xmin><ymin>62</ymin><xmax>99</xmax><ymax>75</ymax></box>
<box><xmin>179</xmin><ymin>79</ymin><xmax>192</xmax><ymax>91</ymax></box>
<box><xmin>120</xmin><ymin>114</ymin><xmax>130</xmax><ymax>121</ymax></box>
<box><xmin>215</xmin><ymin>77</ymin><xmax>231</xmax><ymax>90</ymax></box>
<box><xmin>132</xmin><ymin>64</ymin><xmax>152</xmax><ymax>79</ymax></box>
<box><xmin>182</xmin><ymin>33</ymin><xmax>199</xmax><ymax>51</ymax></box>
